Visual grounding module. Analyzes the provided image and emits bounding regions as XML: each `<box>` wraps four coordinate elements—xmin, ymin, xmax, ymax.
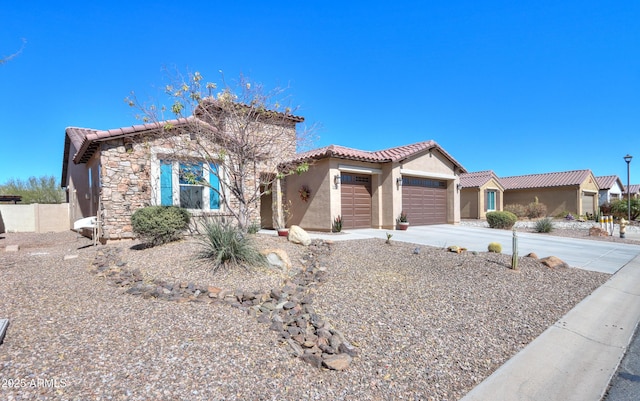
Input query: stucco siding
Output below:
<box><xmin>503</xmin><ymin>187</ymin><xmax>578</xmax><ymax>216</ymax></box>
<box><xmin>461</xmin><ymin>189</ymin><xmax>479</xmax><ymax>219</ymax></box>
<box><xmin>285</xmin><ymin>158</ymin><xmax>333</xmax><ymax>231</ymax></box>
<box><xmin>402</xmin><ymin>149</ymin><xmax>456</xmax><ymax>176</ymax></box>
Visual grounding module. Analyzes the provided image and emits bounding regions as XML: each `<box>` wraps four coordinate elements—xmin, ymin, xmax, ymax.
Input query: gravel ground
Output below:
<box><xmin>0</xmin><ymin>227</ymin><xmax>622</xmax><ymax>400</ymax></box>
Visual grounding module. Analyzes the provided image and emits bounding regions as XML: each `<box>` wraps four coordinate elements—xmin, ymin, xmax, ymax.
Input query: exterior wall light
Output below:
<box><xmin>334</xmin><ymin>174</ymin><xmax>341</xmax><ymax>188</ymax></box>
<box><xmin>396</xmin><ymin>177</ymin><xmax>403</xmax><ymax>186</ymax></box>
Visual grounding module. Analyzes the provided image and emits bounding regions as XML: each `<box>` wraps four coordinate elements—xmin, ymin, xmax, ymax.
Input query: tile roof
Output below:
<box><xmin>459</xmin><ymin>170</ymin><xmax>503</xmax><ymax>189</ymax></box>
<box><xmin>501</xmin><ymin>169</ymin><xmax>594</xmax><ymax>190</ymax></box>
<box><xmin>595</xmin><ymin>175</ymin><xmax>621</xmax><ymax>190</ymax></box>
<box><xmin>61</xmin><ymin>118</ymin><xmax>192</xmax><ymax>187</ymax></box>
<box><xmin>289</xmin><ymin>140</ymin><xmax>467</xmax><ymax>172</ymax></box>
<box><xmin>624</xmin><ymin>184</ymin><xmax>640</xmax><ymax>194</ymax></box>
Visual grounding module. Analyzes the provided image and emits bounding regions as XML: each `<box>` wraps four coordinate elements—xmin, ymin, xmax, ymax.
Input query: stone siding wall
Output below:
<box><xmin>99</xmin><ymin>138</ymin><xmax>153</xmax><ymax>240</ymax></box>
<box><xmin>97</xmin><ymin>119</ymin><xmax>299</xmax><ymax>240</ymax></box>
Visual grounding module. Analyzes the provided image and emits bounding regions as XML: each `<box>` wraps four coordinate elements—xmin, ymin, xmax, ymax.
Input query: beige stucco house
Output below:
<box><xmin>62</xmin><ymin>108</ymin><xmax>302</xmax><ymax>241</ymax></box>
<box><xmin>501</xmin><ymin>169</ymin><xmax>599</xmax><ymax>217</ymax></box>
<box><xmin>459</xmin><ymin>170</ymin><xmax>504</xmax><ymax>219</ymax></box>
<box><xmin>279</xmin><ymin>141</ymin><xmax>466</xmax><ymax>231</ymax></box>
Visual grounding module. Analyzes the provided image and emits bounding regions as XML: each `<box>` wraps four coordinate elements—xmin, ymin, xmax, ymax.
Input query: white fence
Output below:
<box><xmin>0</xmin><ymin>203</ymin><xmax>69</xmax><ymax>233</ymax></box>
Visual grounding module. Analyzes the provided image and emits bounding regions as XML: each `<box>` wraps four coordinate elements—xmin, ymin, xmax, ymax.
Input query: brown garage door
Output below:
<box><xmin>402</xmin><ymin>177</ymin><xmax>447</xmax><ymax>225</ymax></box>
<box><xmin>341</xmin><ymin>173</ymin><xmax>372</xmax><ymax>229</ymax></box>
<box><xmin>582</xmin><ymin>192</ymin><xmax>595</xmax><ymax>216</ymax></box>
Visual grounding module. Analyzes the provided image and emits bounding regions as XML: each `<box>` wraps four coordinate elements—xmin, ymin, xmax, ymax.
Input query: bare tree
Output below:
<box><xmin>126</xmin><ymin>70</ymin><xmax>315</xmax><ymax>231</ymax></box>
<box><xmin>1</xmin><ymin>39</ymin><xmax>26</xmax><ymax>65</ymax></box>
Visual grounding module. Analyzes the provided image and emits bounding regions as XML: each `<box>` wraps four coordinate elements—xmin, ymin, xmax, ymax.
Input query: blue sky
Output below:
<box><xmin>1</xmin><ymin>1</ymin><xmax>639</xmax><ymax>186</ymax></box>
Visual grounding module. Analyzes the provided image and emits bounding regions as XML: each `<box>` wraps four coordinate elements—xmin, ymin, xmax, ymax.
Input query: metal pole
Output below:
<box><xmin>625</xmin><ymin>155</ymin><xmax>632</xmax><ymax>223</ymax></box>
<box><xmin>511</xmin><ymin>228</ymin><xmax>518</xmax><ymax>270</ymax></box>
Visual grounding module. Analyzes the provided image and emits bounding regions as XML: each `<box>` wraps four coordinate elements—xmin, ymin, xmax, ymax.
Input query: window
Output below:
<box><xmin>158</xmin><ymin>160</ymin><xmax>220</xmax><ymax>210</ymax></box>
<box><xmin>487</xmin><ymin>190</ymin><xmax>496</xmax><ymax>211</ymax></box>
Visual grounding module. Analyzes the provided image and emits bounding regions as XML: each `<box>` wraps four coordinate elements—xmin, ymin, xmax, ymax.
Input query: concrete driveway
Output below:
<box><xmin>329</xmin><ymin>225</ymin><xmax>640</xmax><ymax>274</ymax></box>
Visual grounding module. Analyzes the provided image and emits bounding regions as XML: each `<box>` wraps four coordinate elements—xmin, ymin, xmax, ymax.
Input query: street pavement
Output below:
<box><xmin>604</xmin><ymin>322</ymin><xmax>640</xmax><ymax>401</ymax></box>
<box><xmin>285</xmin><ymin>224</ymin><xmax>640</xmax><ymax>401</ymax></box>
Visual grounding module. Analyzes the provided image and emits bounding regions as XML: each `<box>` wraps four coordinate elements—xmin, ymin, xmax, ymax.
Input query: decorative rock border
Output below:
<box><xmin>90</xmin><ymin>241</ymin><xmax>358</xmax><ymax>370</ymax></box>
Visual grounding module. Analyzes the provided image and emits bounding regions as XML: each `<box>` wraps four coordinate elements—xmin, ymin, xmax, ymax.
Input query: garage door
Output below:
<box><xmin>402</xmin><ymin>177</ymin><xmax>447</xmax><ymax>225</ymax></box>
<box><xmin>341</xmin><ymin>173</ymin><xmax>372</xmax><ymax>229</ymax></box>
<box><xmin>582</xmin><ymin>192</ymin><xmax>595</xmax><ymax>216</ymax></box>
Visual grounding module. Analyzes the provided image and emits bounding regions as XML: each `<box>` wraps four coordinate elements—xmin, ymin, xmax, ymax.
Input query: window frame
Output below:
<box><xmin>153</xmin><ymin>157</ymin><xmax>222</xmax><ymax>212</ymax></box>
<box><xmin>486</xmin><ymin>190</ymin><xmax>496</xmax><ymax>211</ymax></box>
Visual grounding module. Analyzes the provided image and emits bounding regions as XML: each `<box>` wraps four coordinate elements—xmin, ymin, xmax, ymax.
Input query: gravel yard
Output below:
<box><xmin>0</xmin><ymin>228</ymin><xmax>622</xmax><ymax>400</ymax></box>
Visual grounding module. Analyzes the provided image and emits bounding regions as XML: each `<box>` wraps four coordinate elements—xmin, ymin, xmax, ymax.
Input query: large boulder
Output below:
<box><xmin>288</xmin><ymin>225</ymin><xmax>311</xmax><ymax>246</ymax></box>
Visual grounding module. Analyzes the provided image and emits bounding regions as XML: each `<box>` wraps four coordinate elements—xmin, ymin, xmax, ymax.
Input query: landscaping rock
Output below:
<box><xmin>589</xmin><ymin>226</ymin><xmax>610</xmax><ymax>237</ymax></box>
<box><xmin>526</xmin><ymin>252</ymin><xmax>538</xmax><ymax>259</ymax></box>
<box><xmin>539</xmin><ymin>256</ymin><xmax>569</xmax><ymax>269</ymax></box>
<box><xmin>288</xmin><ymin>225</ymin><xmax>311</xmax><ymax>246</ymax></box>
<box><xmin>5</xmin><ymin>245</ymin><xmax>19</xmax><ymax>252</ymax></box>
<box><xmin>322</xmin><ymin>353</ymin><xmax>352</xmax><ymax>371</ymax></box>
<box><xmin>89</xmin><ymin>238</ymin><xmax>357</xmax><ymax>371</ymax></box>
<box><xmin>262</xmin><ymin>248</ymin><xmax>292</xmax><ymax>270</ymax></box>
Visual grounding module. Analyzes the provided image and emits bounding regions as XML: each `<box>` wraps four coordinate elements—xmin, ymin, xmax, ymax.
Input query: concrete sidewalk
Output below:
<box><xmin>461</xmin><ymin>252</ymin><xmax>640</xmax><ymax>401</ymax></box>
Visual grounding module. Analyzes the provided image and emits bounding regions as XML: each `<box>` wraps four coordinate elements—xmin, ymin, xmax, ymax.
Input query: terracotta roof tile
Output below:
<box><xmin>290</xmin><ymin>140</ymin><xmax>466</xmax><ymax>172</ymax></box>
<box><xmin>460</xmin><ymin>170</ymin><xmax>503</xmax><ymax>189</ymax></box>
<box><xmin>624</xmin><ymin>184</ymin><xmax>640</xmax><ymax>194</ymax></box>
<box><xmin>501</xmin><ymin>169</ymin><xmax>593</xmax><ymax>190</ymax></box>
<box><xmin>595</xmin><ymin>175</ymin><xmax>620</xmax><ymax>190</ymax></box>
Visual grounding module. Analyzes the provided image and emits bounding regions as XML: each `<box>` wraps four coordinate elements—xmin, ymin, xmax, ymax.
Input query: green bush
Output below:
<box><xmin>196</xmin><ymin>220</ymin><xmax>266</xmax><ymax>270</ymax></box>
<box><xmin>486</xmin><ymin>211</ymin><xmax>517</xmax><ymax>229</ymax></box>
<box><xmin>488</xmin><ymin>242</ymin><xmax>502</xmax><ymax>253</ymax></box>
<box><xmin>504</xmin><ymin>204</ymin><xmax>527</xmax><ymax>218</ymax></box>
<box><xmin>534</xmin><ymin>217</ymin><xmax>554</xmax><ymax>233</ymax></box>
<box><xmin>610</xmin><ymin>199</ymin><xmax>640</xmax><ymax>221</ymax></box>
<box><xmin>131</xmin><ymin>206</ymin><xmax>190</xmax><ymax>246</ymax></box>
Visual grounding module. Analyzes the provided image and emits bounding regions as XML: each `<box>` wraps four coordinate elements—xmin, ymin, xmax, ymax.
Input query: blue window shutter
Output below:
<box><xmin>160</xmin><ymin>162</ymin><xmax>173</xmax><ymax>206</ymax></box>
<box><xmin>209</xmin><ymin>164</ymin><xmax>219</xmax><ymax>209</ymax></box>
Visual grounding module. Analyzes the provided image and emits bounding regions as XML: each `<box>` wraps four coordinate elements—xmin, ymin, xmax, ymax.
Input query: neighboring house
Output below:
<box><xmin>624</xmin><ymin>184</ymin><xmax>640</xmax><ymax>199</ymax></box>
<box><xmin>501</xmin><ymin>169</ymin><xmax>599</xmax><ymax>217</ymax></box>
<box><xmin>459</xmin><ymin>170</ymin><xmax>504</xmax><ymax>219</ymax></box>
<box><xmin>281</xmin><ymin>141</ymin><xmax>466</xmax><ymax>231</ymax></box>
<box><xmin>596</xmin><ymin>175</ymin><xmax>624</xmax><ymax>206</ymax></box>
<box><xmin>62</xmin><ymin>112</ymin><xmax>302</xmax><ymax>241</ymax></box>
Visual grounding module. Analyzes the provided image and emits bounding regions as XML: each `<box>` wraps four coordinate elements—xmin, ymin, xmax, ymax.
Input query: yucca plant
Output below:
<box><xmin>534</xmin><ymin>217</ymin><xmax>554</xmax><ymax>233</ymax></box>
<box><xmin>196</xmin><ymin>220</ymin><xmax>266</xmax><ymax>271</ymax></box>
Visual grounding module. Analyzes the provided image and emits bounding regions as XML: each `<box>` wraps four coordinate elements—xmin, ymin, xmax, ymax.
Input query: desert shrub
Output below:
<box><xmin>504</xmin><ymin>204</ymin><xmax>527</xmax><ymax>218</ymax></box>
<box><xmin>526</xmin><ymin>201</ymin><xmax>547</xmax><ymax>219</ymax></box>
<box><xmin>196</xmin><ymin>220</ymin><xmax>266</xmax><ymax>270</ymax></box>
<box><xmin>560</xmin><ymin>212</ymin><xmax>574</xmax><ymax>220</ymax></box>
<box><xmin>610</xmin><ymin>199</ymin><xmax>640</xmax><ymax>221</ymax></box>
<box><xmin>131</xmin><ymin>206</ymin><xmax>190</xmax><ymax>246</ymax></box>
<box><xmin>486</xmin><ymin>211</ymin><xmax>517</xmax><ymax>229</ymax></box>
<box><xmin>247</xmin><ymin>221</ymin><xmax>261</xmax><ymax>234</ymax></box>
<box><xmin>600</xmin><ymin>202</ymin><xmax>613</xmax><ymax>216</ymax></box>
<box><xmin>487</xmin><ymin>242</ymin><xmax>502</xmax><ymax>253</ymax></box>
<box><xmin>534</xmin><ymin>217</ymin><xmax>554</xmax><ymax>233</ymax></box>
